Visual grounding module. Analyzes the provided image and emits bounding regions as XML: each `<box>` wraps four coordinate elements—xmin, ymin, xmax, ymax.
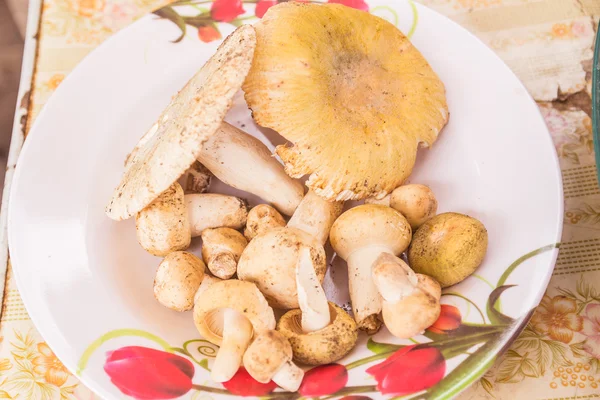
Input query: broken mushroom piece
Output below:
<box><xmin>287</xmin><ymin>190</ymin><xmax>343</xmax><ymax>246</ymax></box>
<box><xmin>243</xmin><ymin>3</ymin><xmax>448</xmax><ymax>201</ymax></box>
<box><xmin>373</xmin><ymin>255</ymin><xmax>441</xmax><ymax>338</ymax></box>
<box><xmin>153</xmin><ymin>251</ymin><xmax>206</xmax><ymax>312</ymax></box>
<box><xmin>194</xmin><ymin>280</ymin><xmax>275</xmax><ymax>383</ymax></box>
<box><xmin>329</xmin><ymin>204</ymin><xmax>412</xmax><ymax>333</ymax></box>
<box><xmin>243</xmin><ymin>330</ymin><xmax>304</xmax><ymax>391</ymax></box>
<box><xmin>136</xmin><ymin>182</ymin><xmax>248</xmax><ymax>256</ymax></box>
<box><xmin>198</xmin><ymin>122</ymin><xmax>304</xmax><ymax>216</ymax></box>
<box><xmin>366</xmin><ymin>184</ymin><xmax>437</xmax><ymax>230</ymax></box>
<box><xmin>244</xmin><ymin>204</ymin><xmax>286</xmax><ymax>241</ymax></box>
<box><xmin>106</xmin><ymin>25</ymin><xmax>256</xmax><ymax>221</ymax></box>
<box><xmin>201</xmin><ymin>228</ymin><xmax>248</xmax><ymax>279</ymax></box>
<box><xmin>277</xmin><ymin>248</ymin><xmax>358</xmax><ymax>365</ymax></box>
<box><xmin>181</xmin><ymin>161</ymin><xmax>212</xmax><ymax>194</ymax></box>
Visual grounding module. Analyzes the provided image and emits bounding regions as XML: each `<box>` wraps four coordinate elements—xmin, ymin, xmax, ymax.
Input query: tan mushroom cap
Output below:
<box><xmin>237</xmin><ymin>227</ymin><xmax>326</xmax><ymax>309</ymax></box>
<box><xmin>381</xmin><ymin>274</ymin><xmax>441</xmax><ymax>339</ymax></box>
<box><xmin>244</xmin><ymin>204</ymin><xmax>286</xmax><ymax>241</ymax></box>
<box><xmin>154</xmin><ymin>251</ymin><xmax>205</xmax><ymax>312</ymax></box>
<box><xmin>106</xmin><ymin>25</ymin><xmax>256</xmax><ymax>220</ymax></box>
<box><xmin>136</xmin><ymin>182</ymin><xmax>191</xmax><ymax>256</ymax></box>
<box><xmin>193</xmin><ymin>280</ymin><xmax>275</xmax><ymax>346</ymax></box>
<box><xmin>329</xmin><ymin>204</ymin><xmax>412</xmax><ymax>260</ymax></box>
<box><xmin>243</xmin><ymin>330</ymin><xmax>293</xmax><ymax>383</ymax></box>
<box><xmin>277</xmin><ymin>302</ymin><xmax>358</xmax><ymax>366</ymax></box>
<box><xmin>243</xmin><ymin>3</ymin><xmax>448</xmax><ymax>201</ymax></box>
<box><xmin>201</xmin><ymin>227</ymin><xmax>248</xmax><ymax>279</ymax></box>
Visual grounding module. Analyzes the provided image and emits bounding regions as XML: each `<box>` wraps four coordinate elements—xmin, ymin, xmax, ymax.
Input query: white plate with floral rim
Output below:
<box><xmin>8</xmin><ymin>0</ymin><xmax>563</xmax><ymax>399</ymax></box>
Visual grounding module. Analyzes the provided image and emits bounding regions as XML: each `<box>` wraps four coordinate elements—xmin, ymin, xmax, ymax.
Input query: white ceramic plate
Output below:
<box><xmin>8</xmin><ymin>1</ymin><xmax>563</xmax><ymax>399</ymax></box>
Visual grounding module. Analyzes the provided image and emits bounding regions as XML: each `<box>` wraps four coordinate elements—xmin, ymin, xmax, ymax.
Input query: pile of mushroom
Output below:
<box><xmin>105</xmin><ymin>11</ymin><xmax>490</xmax><ymax>392</ymax></box>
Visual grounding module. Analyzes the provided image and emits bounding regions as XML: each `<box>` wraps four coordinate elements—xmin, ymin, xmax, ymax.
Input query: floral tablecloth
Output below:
<box><xmin>1</xmin><ymin>0</ymin><xmax>599</xmax><ymax>399</ymax></box>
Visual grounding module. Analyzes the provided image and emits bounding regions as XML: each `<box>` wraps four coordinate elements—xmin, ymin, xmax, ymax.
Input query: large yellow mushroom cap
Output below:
<box><xmin>243</xmin><ymin>2</ymin><xmax>448</xmax><ymax>201</ymax></box>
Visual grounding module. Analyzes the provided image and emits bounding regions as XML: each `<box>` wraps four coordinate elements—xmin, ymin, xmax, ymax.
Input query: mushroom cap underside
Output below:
<box><xmin>106</xmin><ymin>25</ymin><xmax>256</xmax><ymax>220</ymax></box>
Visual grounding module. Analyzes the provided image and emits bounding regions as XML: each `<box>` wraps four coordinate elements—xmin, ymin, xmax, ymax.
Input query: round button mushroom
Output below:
<box><xmin>243</xmin><ymin>330</ymin><xmax>304</xmax><ymax>391</ymax></box>
<box><xmin>201</xmin><ymin>228</ymin><xmax>248</xmax><ymax>279</ymax></box>
<box><xmin>153</xmin><ymin>251</ymin><xmax>206</xmax><ymax>312</ymax></box>
<box><xmin>244</xmin><ymin>204</ymin><xmax>286</xmax><ymax>241</ymax></box>
<box><xmin>194</xmin><ymin>280</ymin><xmax>275</xmax><ymax>382</ymax></box>
<box><xmin>237</xmin><ymin>190</ymin><xmax>341</xmax><ymax>309</ymax></box>
<box><xmin>238</xmin><ymin>227</ymin><xmax>326</xmax><ymax>309</ymax></box>
<box><xmin>277</xmin><ymin>248</ymin><xmax>358</xmax><ymax>365</ymax></box>
<box><xmin>135</xmin><ymin>182</ymin><xmax>248</xmax><ymax>256</ymax></box>
<box><xmin>366</xmin><ymin>184</ymin><xmax>438</xmax><ymax>230</ymax></box>
<box><xmin>373</xmin><ymin>254</ymin><xmax>441</xmax><ymax>338</ymax></box>
<box><xmin>329</xmin><ymin>204</ymin><xmax>412</xmax><ymax>333</ymax></box>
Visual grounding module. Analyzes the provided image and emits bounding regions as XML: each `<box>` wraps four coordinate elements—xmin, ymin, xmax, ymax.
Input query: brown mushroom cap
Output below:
<box><xmin>243</xmin><ymin>3</ymin><xmax>448</xmax><ymax>201</ymax></box>
<box><xmin>237</xmin><ymin>227</ymin><xmax>326</xmax><ymax>309</ymax></box>
<box><xmin>106</xmin><ymin>25</ymin><xmax>256</xmax><ymax>220</ymax></box>
<box><xmin>153</xmin><ymin>251</ymin><xmax>205</xmax><ymax>311</ymax></box>
<box><xmin>329</xmin><ymin>204</ymin><xmax>412</xmax><ymax>260</ymax></box>
<box><xmin>193</xmin><ymin>280</ymin><xmax>275</xmax><ymax>345</ymax></box>
<box><xmin>243</xmin><ymin>331</ymin><xmax>293</xmax><ymax>383</ymax></box>
<box><xmin>277</xmin><ymin>302</ymin><xmax>358</xmax><ymax>366</ymax></box>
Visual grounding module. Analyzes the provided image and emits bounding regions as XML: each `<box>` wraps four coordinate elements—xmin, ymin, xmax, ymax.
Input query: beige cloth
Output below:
<box><xmin>0</xmin><ymin>0</ymin><xmax>598</xmax><ymax>398</ymax></box>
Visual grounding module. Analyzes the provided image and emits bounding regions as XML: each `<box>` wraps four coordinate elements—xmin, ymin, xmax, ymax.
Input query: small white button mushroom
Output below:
<box><xmin>153</xmin><ymin>251</ymin><xmax>206</xmax><ymax>312</ymax></box>
<box><xmin>238</xmin><ymin>227</ymin><xmax>326</xmax><ymax>309</ymax></box>
<box><xmin>237</xmin><ymin>191</ymin><xmax>340</xmax><ymax>309</ymax></box>
<box><xmin>136</xmin><ymin>182</ymin><xmax>248</xmax><ymax>256</ymax></box>
<box><xmin>287</xmin><ymin>190</ymin><xmax>343</xmax><ymax>246</ymax></box>
<box><xmin>243</xmin><ymin>330</ymin><xmax>304</xmax><ymax>392</ymax></box>
<box><xmin>194</xmin><ymin>280</ymin><xmax>275</xmax><ymax>383</ymax></box>
<box><xmin>198</xmin><ymin>122</ymin><xmax>304</xmax><ymax>216</ymax></box>
<box><xmin>365</xmin><ymin>184</ymin><xmax>437</xmax><ymax>230</ymax></box>
<box><xmin>201</xmin><ymin>228</ymin><xmax>248</xmax><ymax>279</ymax></box>
<box><xmin>329</xmin><ymin>204</ymin><xmax>412</xmax><ymax>333</ymax></box>
<box><xmin>373</xmin><ymin>257</ymin><xmax>441</xmax><ymax>339</ymax></box>
<box><xmin>276</xmin><ymin>247</ymin><xmax>358</xmax><ymax>365</ymax></box>
<box><xmin>244</xmin><ymin>204</ymin><xmax>286</xmax><ymax>241</ymax></box>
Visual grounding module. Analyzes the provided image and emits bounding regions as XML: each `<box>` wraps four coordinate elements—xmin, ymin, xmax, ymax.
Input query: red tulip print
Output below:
<box><xmin>211</xmin><ymin>0</ymin><xmax>245</xmax><ymax>22</ymax></box>
<box><xmin>327</xmin><ymin>0</ymin><xmax>369</xmax><ymax>11</ymax></box>
<box><xmin>366</xmin><ymin>345</ymin><xmax>445</xmax><ymax>395</ymax></box>
<box><xmin>104</xmin><ymin>346</ymin><xmax>194</xmax><ymax>399</ymax></box>
<box><xmin>198</xmin><ymin>25</ymin><xmax>222</xmax><ymax>43</ymax></box>
<box><xmin>222</xmin><ymin>368</ymin><xmax>278</xmax><ymax>396</ymax></box>
<box><xmin>428</xmin><ymin>304</ymin><xmax>462</xmax><ymax>334</ymax></box>
<box><xmin>339</xmin><ymin>397</ymin><xmax>373</xmax><ymax>400</ymax></box>
<box><xmin>255</xmin><ymin>0</ymin><xmax>277</xmax><ymax>18</ymax></box>
<box><xmin>299</xmin><ymin>363</ymin><xmax>348</xmax><ymax>397</ymax></box>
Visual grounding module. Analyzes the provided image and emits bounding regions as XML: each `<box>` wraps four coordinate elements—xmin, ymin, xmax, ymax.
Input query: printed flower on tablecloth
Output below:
<box><xmin>32</xmin><ymin>342</ymin><xmax>70</xmax><ymax>387</ymax></box>
<box><xmin>101</xmin><ymin>3</ymin><xmax>138</xmax><ymax>32</ymax></box>
<box><xmin>582</xmin><ymin>304</ymin><xmax>600</xmax><ymax>359</ymax></box>
<box><xmin>69</xmin><ymin>0</ymin><xmax>106</xmax><ymax>18</ymax></box>
<box><xmin>530</xmin><ymin>295</ymin><xmax>583</xmax><ymax>343</ymax></box>
<box><xmin>255</xmin><ymin>0</ymin><xmax>277</xmax><ymax>18</ymax></box>
<box><xmin>551</xmin><ymin>23</ymin><xmax>571</xmax><ymax>38</ymax></box>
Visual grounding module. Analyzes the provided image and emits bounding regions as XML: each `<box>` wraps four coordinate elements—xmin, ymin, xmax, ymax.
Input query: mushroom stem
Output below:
<box><xmin>271</xmin><ymin>360</ymin><xmax>304</xmax><ymax>392</ymax></box>
<box><xmin>186</xmin><ymin>194</ymin><xmax>248</xmax><ymax>237</ymax></box>
<box><xmin>296</xmin><ymin>248</ymin><xmax>330</xmax><ymax>333</ymax></box>
<box><xmin>211</xmin><ymin>308</ymin><xmax>254</xmax><ymax>383</ymax></box>
<box><xmin>345</xmin><ymin>245</ymin><xmax>391</xmax><ymax>329</ymax></box>
<box><xmin>287</xmin><ymin>191</ymin><xmax>343</xmax><ymax>246</ymax></box>
<box><xmin>371</xmin><ymin>253</ymin><xmax>418</xmax><ymax>303</ymax></box>
<box><xmin>198</xmin><ymin>122</ymin><xmax>304</xmax><ymax>216</ymax></box>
